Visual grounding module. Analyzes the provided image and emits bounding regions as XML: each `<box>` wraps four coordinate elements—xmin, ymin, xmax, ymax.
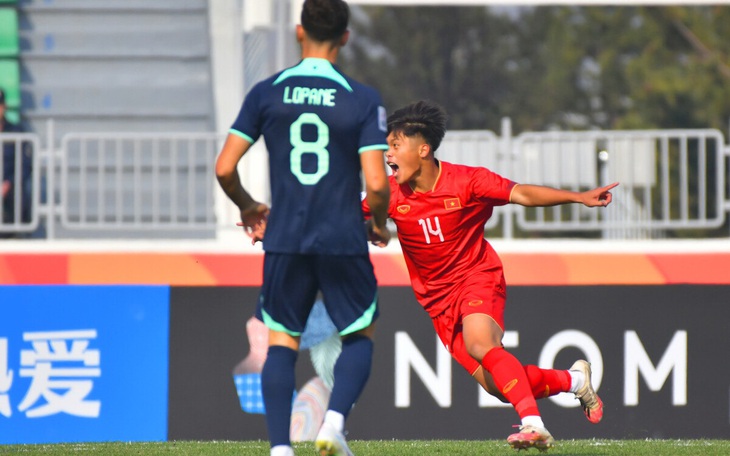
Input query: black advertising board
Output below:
<box><xmin>168</xmin><ymin>285</ymin><xmax>730</xmax><ymax>440</ymax></box>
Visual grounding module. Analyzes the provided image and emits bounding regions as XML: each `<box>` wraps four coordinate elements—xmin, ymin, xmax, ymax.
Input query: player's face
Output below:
<box><xmin>385</xmin><ymin>131</ymin><xmax>426</xmax><ymax>185</ymax></box>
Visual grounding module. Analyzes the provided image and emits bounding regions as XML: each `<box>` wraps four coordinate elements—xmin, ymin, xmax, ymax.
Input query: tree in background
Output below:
<box><xmin>340</xmin><ymin>5</ymin><xmax>730</xmax><ymax>134</ymax></box>
<box><xmin>341</xmin><ymin>6</ymin><xmax>516</xmax><ymax>130</ymax></box>
<box><xmin>619</xmin><ymin>6</ymin><xmax>730</xmax><ymax>131</ymax></box>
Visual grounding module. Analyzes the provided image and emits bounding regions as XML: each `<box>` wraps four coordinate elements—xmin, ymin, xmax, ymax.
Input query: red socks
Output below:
<box><xmin>481</xmin><ymin>347</ymin><xmax>540</xmax><ymax>419</ymax></box>
<box><xmin>523</xmin><ymin>364</ymin><xmax>572</xmax><ymax>399</ymax></box>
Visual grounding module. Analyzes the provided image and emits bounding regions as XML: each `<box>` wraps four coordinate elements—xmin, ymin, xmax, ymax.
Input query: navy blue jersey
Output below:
<box><xmin>230</xmin><ymin>58</ymin><xmax>388</xmax><ymax>254</ymax></box>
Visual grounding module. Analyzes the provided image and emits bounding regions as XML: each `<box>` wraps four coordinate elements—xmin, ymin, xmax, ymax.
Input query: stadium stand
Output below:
<box><xmin>0</xmin><ymin>4</ymin><xmax>19</xmax><ymax>123</ymax></box>
<box><xmin>13</xmin><ymin>0</ymin><xmax>217</xmax><ymax>239</ymax></box>
<box><xmin>17</xmin><ymin>0</ymin><xmax>214</xmax><ymax>143</ymax></box>
<box><xmin>0</xmin><ymin>7</ymin><xmax>19</xmax><ymax>57</ymax></box>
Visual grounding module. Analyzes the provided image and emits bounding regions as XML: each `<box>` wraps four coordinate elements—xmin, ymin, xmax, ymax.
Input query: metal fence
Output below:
<box><xmin>0</xmin><ymin>133</ymin><xmax>41</xmax><ymax>236</ymax></box>
<box><xmin>1</xmin><ymin>121</ymin><xmax>729</xmax><ymax>240</ymax></box>
<box><xmin>60</xmin><ymin>132</ymin><xmax>220</xmax><ymax>230</ymax></box>
<box><xmin>512</xmin><ymin>129</ymin><xmax>727</xmax><ymax>237</ymax></box>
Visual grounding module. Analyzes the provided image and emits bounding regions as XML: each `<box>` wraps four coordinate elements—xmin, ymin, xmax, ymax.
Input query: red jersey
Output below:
<box><xmin>364</xmin><ymin>161</ymin><xmax>516</xmax><ymax>317</ymax></box>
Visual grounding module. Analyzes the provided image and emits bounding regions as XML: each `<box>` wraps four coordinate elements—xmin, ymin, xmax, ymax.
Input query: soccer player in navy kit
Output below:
<box><xmin>215</xmin><ymin>1</ymin><xmax>390</xmax><ymax>455</ymax></box>
<box><xmin>363</xmin><ymin>101</ymin><xmax>617</xmax><ymax>451</ymax></box>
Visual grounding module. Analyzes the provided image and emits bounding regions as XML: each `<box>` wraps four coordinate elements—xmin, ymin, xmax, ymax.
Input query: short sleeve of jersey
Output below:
<box><xmin>357</xmin><ymin>90</ymin><xmax>388</xmax><ymax>153</ymax></box>
<box><xmin>470</xmin><ymin>167</ymin><xmax>517</xmax><ymax>206</ymax></box>
<box><xmin>229</xmin><ymin>81</ymin><xmax>264</xmax><ymax>144</ymax></box>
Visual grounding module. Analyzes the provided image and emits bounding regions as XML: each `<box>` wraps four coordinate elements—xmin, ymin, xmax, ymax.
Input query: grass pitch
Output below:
<box><xmin>1</xmin><ymin>440</ymin><xmax>729</xmax><ymax>455</ymax></box>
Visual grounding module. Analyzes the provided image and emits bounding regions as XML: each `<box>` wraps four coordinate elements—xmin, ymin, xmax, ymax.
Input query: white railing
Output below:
<box><xmin>512</xmin><ymin>129</ymin><xmax>726</xmax><ymax>234</ymax></box>
<box><xmin>59</xmin><ymin>132</ymin><xmax>222</xmax><ymax>230</ymax></box>
<box><xmin>0</xmin><ymin>133</ymin><xmax>41</xmax><ymax>235</ymax></box>
<box><xmin>2</xmin><ymin>120</ymin><xmax>728</xmax><ymax>240</ymax></box>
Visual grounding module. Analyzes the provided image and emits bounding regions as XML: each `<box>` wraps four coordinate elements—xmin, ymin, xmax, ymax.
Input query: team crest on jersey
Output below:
<box><xmin>378</xmin><ymin>106</ymin><xmax>387</xmax><ymax>132</ymax></box>
<box><xmin>444</xmin><ymin>198</ymin><xmax>461</xmax><ymax>210</ymax></box>
<box><xmin>397</xmin><ymin>205</ymin><xmax>410</xmax><ymax>214</ymax></box>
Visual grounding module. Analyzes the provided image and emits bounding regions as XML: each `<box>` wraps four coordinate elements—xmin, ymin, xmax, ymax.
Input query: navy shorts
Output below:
<box><xmin>255</xmin><ymin>252</ymin><xmax>379</xmax><ymax>336</ymax></box>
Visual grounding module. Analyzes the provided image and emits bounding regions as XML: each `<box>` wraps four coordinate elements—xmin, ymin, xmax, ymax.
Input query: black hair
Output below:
<box><xmin>387</xmin><ymin>100</ymin><xmax>448</xmax><ymax>153</ymax></box>
<box><xmin>301</xmin><ymin>0</ymin><xmax>349</xmax><ymax>43</ymax></box>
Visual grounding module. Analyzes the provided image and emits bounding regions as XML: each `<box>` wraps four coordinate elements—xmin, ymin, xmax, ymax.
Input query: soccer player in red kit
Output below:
<box><xmin>363</xmin><ymin>100</ymin><xmax>617</xmax><ymax>451</ymax></box>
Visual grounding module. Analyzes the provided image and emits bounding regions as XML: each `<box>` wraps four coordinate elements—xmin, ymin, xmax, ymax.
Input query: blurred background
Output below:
<box><xmin>1</xmin><ymin>0</ymin><xmax>729</xmax><ymax>241</ymax></box>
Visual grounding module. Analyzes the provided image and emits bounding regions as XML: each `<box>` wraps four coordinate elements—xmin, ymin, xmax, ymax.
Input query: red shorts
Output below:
<box><xmin>430</xmin><ymin>269</ymin><xmax>506</xmax><ymax>375</ymax></box>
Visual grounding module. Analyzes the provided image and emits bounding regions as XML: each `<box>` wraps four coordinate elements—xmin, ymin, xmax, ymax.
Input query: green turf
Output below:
<box><xmin>1</xmin><ymin>440</ymin><xmax>730</xmax><ymax>455</ymax></box>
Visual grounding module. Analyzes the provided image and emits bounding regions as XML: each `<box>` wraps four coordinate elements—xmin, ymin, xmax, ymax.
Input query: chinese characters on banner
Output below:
<box><xmin>1</xmin><ymin>330</ymin><xmax>101</xmax><ymax>419</ymax></box>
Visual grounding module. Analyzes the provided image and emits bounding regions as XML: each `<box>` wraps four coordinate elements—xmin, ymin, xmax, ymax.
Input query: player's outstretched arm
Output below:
<box><xmin>510</xmin><ymin>182</ymin><xmax>619</xmax><ymax>208</ymax></box>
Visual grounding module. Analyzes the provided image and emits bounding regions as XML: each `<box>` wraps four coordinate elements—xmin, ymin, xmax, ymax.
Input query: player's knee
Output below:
<box><xmin>345</xmin><ymin>324</ymin><xmax>375</xmax><ymax>340</ymax></box>
<box><xmin>466</xmin><ymin>341</ymin><xmax>500</xmax><ymax>362</ymax></box>
<box><xmin>475</xmin><ymin>368</ymin><xmax>510</xmax><ymax>403</ymax></box>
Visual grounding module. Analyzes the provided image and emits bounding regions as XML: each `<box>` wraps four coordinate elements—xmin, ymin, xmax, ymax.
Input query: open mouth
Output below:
<box><xmin>388</xmin><ymin>162</ymin><xmax>399</xmax><ymax>176</ymax></box>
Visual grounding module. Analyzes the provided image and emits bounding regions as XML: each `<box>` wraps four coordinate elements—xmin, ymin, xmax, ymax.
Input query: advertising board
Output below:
<box><xmin>0</xmin><ymin>286</ymin><xmax>169</xmax><ymax>444</ymax></box>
